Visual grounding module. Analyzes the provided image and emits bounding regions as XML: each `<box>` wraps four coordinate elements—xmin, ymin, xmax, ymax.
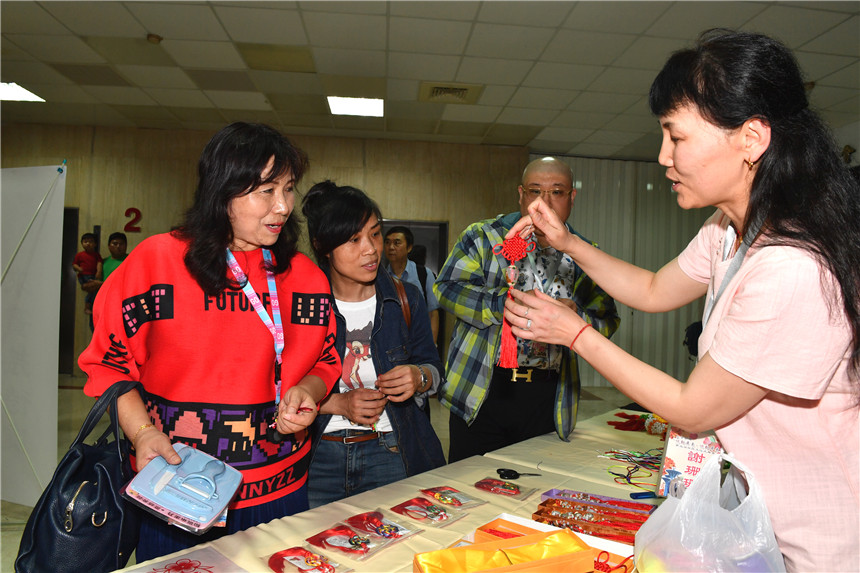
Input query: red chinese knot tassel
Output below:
<box><xmin>492</xmin><ymin>235</ymin><xmax>535</xmax><ymax>369</ymax></box>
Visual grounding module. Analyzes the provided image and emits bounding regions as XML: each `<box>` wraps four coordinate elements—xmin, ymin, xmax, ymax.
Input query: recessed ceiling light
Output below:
<box><xmin>327</xmin><ymin>96</ymin><xmax>383</xmax><ymax>117</ymax></box>
<box><xmin>0</xmin><ymin>83</ymin><xmax>44</xmax><ymax>102</ymax></box>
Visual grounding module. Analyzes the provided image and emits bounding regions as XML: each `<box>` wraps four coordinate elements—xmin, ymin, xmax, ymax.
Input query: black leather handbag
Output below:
<box><xmin>16</xmin><ymin>380</ymin><xmax>143</xmax><ymax>573</ymax></box>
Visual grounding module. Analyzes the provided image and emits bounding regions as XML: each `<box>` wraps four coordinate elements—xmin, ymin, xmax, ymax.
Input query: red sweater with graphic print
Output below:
<box><xmin>80</xmin><ymin>233</ymin><xmax>340</xmax><ymax>509</ymax></box>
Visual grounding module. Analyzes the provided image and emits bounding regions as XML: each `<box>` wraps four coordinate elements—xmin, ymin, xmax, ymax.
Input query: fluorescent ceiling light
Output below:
<box><xmin>327</xmin><ymin>96</ymin><xmax>383</xmax><ymax>117</ymax></box>
<box><xmin>0</xmin><ymin>82</ymin><xmax>44</xmax><ymax>102</ymax></box>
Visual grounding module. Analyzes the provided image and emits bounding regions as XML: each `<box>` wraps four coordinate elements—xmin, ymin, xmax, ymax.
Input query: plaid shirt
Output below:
<box><xmin>433</xmin><ymin>212</ymin><xmax>620</xmax><ymax>441</ymax></box>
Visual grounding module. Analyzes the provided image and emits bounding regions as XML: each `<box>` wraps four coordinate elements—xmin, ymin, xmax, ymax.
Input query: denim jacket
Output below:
<box><xmin>309</xmin><ymin>270</ymin><xmax>446</xmax><ymax>476</ymax></box>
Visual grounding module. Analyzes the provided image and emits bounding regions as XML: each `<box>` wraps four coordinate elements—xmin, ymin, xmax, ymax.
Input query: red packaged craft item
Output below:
<box><xmin>305</xmin><ymin>524</ymin><xmax>389</xmax><ymax>561</ymax></box>
<box><xmin>342</xmin><ymin>510</ymin><xmax>420</xmax><ymax>542</ymax></box>
<box><xmin>266</xmin><ymin>546</ymin><xmax>346</xmax><ymax>573</ymax></box>
<box><xmin>389</xmin><ymin>496</ymin><xmax>464</xmax><ymax>528</ymax></box>
<box><xmin>474</xmin><ymin>477</ymin><xmax>538</xmax><ymax>501</ymax></box>
<box><xmin>420</xmin><ymin>486</ymin><xmax>486</xmax><ymax>509</ymax></box>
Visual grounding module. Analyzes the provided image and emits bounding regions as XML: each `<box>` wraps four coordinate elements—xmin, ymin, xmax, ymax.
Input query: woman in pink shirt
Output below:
<box><xmin>504</xmin><ymin>30</ymin><xmax>860</xmax><ymax>572</ymax></box>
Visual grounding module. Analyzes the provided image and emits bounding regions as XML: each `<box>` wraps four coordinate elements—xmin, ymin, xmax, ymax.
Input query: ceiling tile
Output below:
<box><xmin>301</xmin><ymin>12</ymin><xmax>387</xmax><ymax>50</ymax></box>
<box><xmin>2</xmin><ymin>101</ymin><xmax>134</xmax><ymax>126</ymax></box>
<box><xmin>522</xmin><ymin>62</ymin><xmax>604</xmax><ymax>91</ymax></box>
<box><xmin>204</xmin><ymin>90</ymin><xmax>273</xmax><ymax>111</ymax></box>
<box><xmin>275</xmin><ymin>112</ymin><xmax>334</xmax><ymax>129</ymax></box>
<box><xmin>390</xmin><ymin>2</ymin><xmax>480</xmax><ymax>21</ymax></box>
<box><xmin>646</xmin><ymin>2</ymin><xmax>767</xmax><ymax>41</ymax></box>
<box><xmin>319</xmin><ymin>75</ymin><xmax>387</xmax><ymax>99</ymax></box>
<box><xmin>742</xmin><ymin>4</ymin><xmax>851</xmax><ymax>48</ymax></box>
<box><xmin>217</xmin><ymin>109</ymin><xmax>281</xmax><ymax>125</ymax></box>
<box><xmin>237</xmin><ymin>44</ymin><xmax>315</xmax><ymax>73</ymax></box>
<box><xmin>145</xmin><ymin>88</ymin><xmax>214</xmax><ymax>108</ymax></box>
<box><xmin>604</xmin><ymin>113</ymin><xmax>660</xmax><ymax>133</ymax></box>
<box><xmin>388</xmin><ymin>17</ymin><xmax>472</xmax><ymax>55</ymax></box>
<box><xmin>214</xmin><ymin>5</ymin><xmax>307</xmax><ymax>45</ymax></box>
<box><xmin>482</xmin><ymin>123</ymin><xmax>542</xmax><ymax>145</ymax></box>
<box><xmin>17</xmin><ymin>83</ymin><xmax>99</xmax><ymax>104</ymax></box>
<box><xmin>613</xmin><ymin>37</ymin><xmax>685</xmax><ymax>71</ymax></box>
<box><xmin>542</xmin><ymin>30</ymin><xmax>636</xmax><ymax>66</ymax></box>
<box><xmin>811</xmin><ymin>85</ymin><xmax>858</xmax><ymax>108</ymax></box>
<box><xmin>800</xmin><ymin>15</ymin><xmax>860</xmax><ymax>57</ymax></box>
<box><xmin>312</xmin><ymin>48</ymin><xmax>386</xmax><ymax>77</ymax></box>
<box><xmin>456</xmin><ymin>57</ymin><xmax>532</xmax><ymax>86</ymax></box>
<box><xmin>508</xmin><ymin>87</ymin><xmax>577</xmax><ymax>110</ymax></box>
<box><xmin>116</xmin><ymin>65</ymin><xmax>196</xmax><ymax>89</ymax></box>
<box><xmin>438</xmin><ymin>120</ymin><xmax>490</xmax><ymax>137</ymax></box>
<box><xmin>40</xmin><ymin>2</ymin><xmax>145</xmax><ymax>37</ymax></box>
<box><xmin>1</xmin><ymin>61</ymin><xmax>72</xmax><ymax>85</ymax></box>
<box><xmin>266</xmin><ymin>93</ymin><xmax>329</xmax><ymax>114</ymax></box>
<box><xmin>298</xmin><ymin>1</ymin><xmax>387</xmax><ymax>15</ymax></box>
<box><xmin>529</xmin><ymin>138</ymin><xmax>578</xmax><ymax>154</ymax></box>
<box><xmin>1</xmin><ymin>2</ymin><xmax>69</xmax><ymax>34</ymax></box>
<box><xmin>465</xmin><ymin>23</ymin><xmax>552</xmax><ymax>60</ymax></box>
<box><xmin>478</xmin><ymin>85</ymin><xmax>516</xmax><ymax>106</ymax></box>
<box><xmin>818</xmin><ymin>61</ymin><xmax>860</xmax><ymax>89</ymax></box>
<box><xmin>795</xmin><ymin>51</ymin><xmax>858</xmax><ymax>82</ymax></box>
<box><xmin>85</xmin><ymin>38</ymin><xmax>175</xmax><ymax>66</ymax></box>
<box><xmin>386</xmin><ymin>78</ymin><xmax>421</xmax><ymax>101</ymax></box>
<box><xmin>388</xmin><ymin>52</ymin><xmax>460</xmax><ymax>81</ymax></box>
<box><xmin>563</xmin><ymin>2</ymin><xmax>671</xmax><ymax>34</ymax></box>
<box><xmin>567</xmin><ymin>92</ymin><xmax>641</xmax><ymax>114</ymax></box>
<box><xmin>249</xmin><ymin>70</ymin><xmax>324</xmax><ymax>94</ymax></box>
<box><xmin>332</xmin><ymin>115</ymin><xmax>385</xmax><ymax>130</ymax></box>
<box><xmin>81</xmin><ymin>86</ymin><xmax>157</xmax><ymax>106</ymax></box>
<box><xmin>52</xmin><ymin>64</ymin><xmax>130</xmax><ymax>86</ymax></box>
<box><xmin>551</xmin><ymin>110</ymin><xmax>615</xmax><ymax>130</ymax></box>
<box><xmin>160</xmin><ymin>40</ymin><xmax>246</xmax><ymax>69</ymax></box>
<box><xmin>442</xmin><ymin>104</ymin><xmax>501</xmax><ymax>123</ymax></box>
<box><xmin>588</xmin><ymin>67</ymin><xmax>658</xmax><ymax>96</ymax></box>
<box><xmin>385</xmin><ymin>100</ymin><xmax>444</xmax><ymax>120</ymax></box>
<box><xmin>495</xmin><ymin>107</ymin><xmax>558</xmax><ymax>126</ymax></box>
<box><xmin>477</xmin><ymin>1</ymin><xmax>574</xmax><ymax>26</ymax></box>
<box><xmin>109</xmin><ymin>104</ymin><xmax>175</xmax><ymax>120</ymax></box>
<box><xmin>536</xmin><ymin>126</ymin><xmax>594</xmax><ymax>142</ymax></box>
<box><xmin>5</xmin><ymin>34</ymin><xmax>105</xmax><ymax>64</ymax></box>
<box><xmin>583</xmin><ymin>129</ymin><xmax>643</xmax><ymax>146</ymax></box>
<box><xmin>125</xmin><ymin>3</ymin><xmax>229</xmax><ymax>42</ymax></box>
<box><xmin>2</xmin><ymin>37</ymin><xmax>33</xmax><ymax>61</ymax></box>
<box><xmin>386</xmin><ymin>117</ymin><xmax>439</xmax><ymax>133</ymax></box>
<box><xmin>186</xmin><ymin>70</ymin><xmax>256</xmax><ymax>91</ymax></box>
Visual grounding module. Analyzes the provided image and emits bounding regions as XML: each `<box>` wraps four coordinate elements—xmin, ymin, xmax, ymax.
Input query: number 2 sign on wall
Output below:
<box><xmin>124</xmin><ymin>207</ymin><xmax>142</xmax><ymax>233</ymax></box>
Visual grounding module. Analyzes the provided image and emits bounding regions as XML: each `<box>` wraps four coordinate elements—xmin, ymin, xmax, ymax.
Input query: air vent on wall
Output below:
<box><xmin>418</xmin><ymin>82</ymin><xmax>484</xmax><ymax>105</ymax></box>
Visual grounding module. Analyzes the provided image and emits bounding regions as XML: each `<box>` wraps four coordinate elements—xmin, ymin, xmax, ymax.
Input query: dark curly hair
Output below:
<box><xmin>174</xmin><ymin>122</ymin><xmax>308</xmax><ymax>295</ymax></box>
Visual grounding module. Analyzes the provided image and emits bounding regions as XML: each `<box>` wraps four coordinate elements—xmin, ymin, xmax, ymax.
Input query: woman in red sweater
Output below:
<box><xmin>79</xmin><ymin>123</ymin><xmax>341</xmax><ymax>561</ymax></box>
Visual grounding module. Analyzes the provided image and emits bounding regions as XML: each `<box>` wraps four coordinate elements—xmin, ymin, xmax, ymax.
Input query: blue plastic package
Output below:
<box><xmin>124</xmin><ymin>443</ymin><xmax>242</xmax><ymax>534</ymax></box>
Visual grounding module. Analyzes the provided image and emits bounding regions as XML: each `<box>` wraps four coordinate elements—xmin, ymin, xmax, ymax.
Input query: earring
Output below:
<box><xmin>746</xmin><ymin>158</ymin><xmax>757</xmax><ymax>170</ymax></box>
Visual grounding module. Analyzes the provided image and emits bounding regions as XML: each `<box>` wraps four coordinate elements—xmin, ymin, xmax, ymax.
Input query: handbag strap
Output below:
<box><xmin>392</xmin><ymin>276</ymin><xmax>412</xmax><ymax>329</ymax></box>
<box><xmin>72</xmin><ymin>380</ymin><xmax>142</xmax><ymax>457</ymax></box>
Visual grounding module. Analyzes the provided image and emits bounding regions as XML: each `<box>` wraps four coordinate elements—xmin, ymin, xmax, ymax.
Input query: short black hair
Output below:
<box><xmin>108</xmin><ymin>232</ymin><xmax>127</xmax><ymax>244</ymax></box>
<box><xmin>80</xmin><ymin>232</ymin><xmax>97</xmax><ymax>242</ymax></box>
<box><xmin>385</xmin><ymin>225</ymin><xmax>414</xmax><ymax>247</ymax></box>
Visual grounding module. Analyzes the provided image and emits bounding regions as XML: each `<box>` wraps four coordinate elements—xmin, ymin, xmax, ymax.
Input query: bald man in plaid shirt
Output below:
<box><xmin>434</xmin><ymin>158</ymin><xmax>620</xmax><ymax>462</ymax></box>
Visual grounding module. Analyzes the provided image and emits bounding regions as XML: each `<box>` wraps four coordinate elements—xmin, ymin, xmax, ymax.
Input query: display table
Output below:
<box><xmin>484</xmin><ymin>409</ymin><xmax>663</xmax><ymax>494</ymax></box>
<box><xmin>121</xmin><ymin>409</ymin><xmax>660</xmax><ymax>572</ymax></box>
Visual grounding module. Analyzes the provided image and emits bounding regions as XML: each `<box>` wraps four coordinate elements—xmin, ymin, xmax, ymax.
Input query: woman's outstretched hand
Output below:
<box><xmin>504</xmin><ymin>287</ymin><xmax>586</xmax><ymax>348</ymax></box>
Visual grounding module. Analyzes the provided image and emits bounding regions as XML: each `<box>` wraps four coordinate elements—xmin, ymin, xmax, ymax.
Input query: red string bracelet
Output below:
<box><xmin>570</xmin><ymin>323</ymin><xmax>592</xmax><ymax>350</ymax></box>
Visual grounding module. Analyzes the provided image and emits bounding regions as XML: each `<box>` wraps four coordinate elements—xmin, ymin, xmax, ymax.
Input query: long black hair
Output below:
<box><xmin>650</xmin><ymin>29</ymin><xmax>860</xmax><ymax>381</ymax></box>
<box><xmin>175</xmin><ymin>122</ymin><xmax>308</xmax><ymax>295</ymax></box>
<box><xmin>301</xmin><ymin>180</ymin><xmax>382</xmax><ymax>269</ymax></box>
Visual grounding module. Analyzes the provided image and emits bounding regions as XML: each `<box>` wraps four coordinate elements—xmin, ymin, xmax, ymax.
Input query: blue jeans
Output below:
<box><xmin>308</xmin><ymin>430</ymin><xmax>407</xmax><ymax>508</ymax></box>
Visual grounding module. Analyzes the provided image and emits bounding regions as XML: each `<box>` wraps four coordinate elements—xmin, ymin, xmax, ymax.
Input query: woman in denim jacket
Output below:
<box><xmin>302</xmin><ymin>180</ymin><xmax>446</xmax><ymax>507</ymax></box>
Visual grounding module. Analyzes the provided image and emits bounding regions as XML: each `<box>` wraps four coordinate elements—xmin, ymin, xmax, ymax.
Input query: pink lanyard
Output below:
<box><xmin>225</xmin><ymin>249</ymin><xmax>284</xmax><ymax>403</ymax></box>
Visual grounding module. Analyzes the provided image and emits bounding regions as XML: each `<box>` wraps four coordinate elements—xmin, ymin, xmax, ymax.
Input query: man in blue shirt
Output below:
<box><xmin>384</xmin><ymin>226</ymin><xmax>441</xmax><ymax>344</ymax></box>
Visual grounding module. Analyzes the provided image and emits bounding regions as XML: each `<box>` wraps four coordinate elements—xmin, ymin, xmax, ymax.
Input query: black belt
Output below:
<box><xmin>321</xmin><ymin>431</ymin><xmax>382</xmax><ymax>444</ymax></box>
<box><xmin>494</xmin><ymin>366</ymin><xmax>559</xmax><ymax>384</ymax></box>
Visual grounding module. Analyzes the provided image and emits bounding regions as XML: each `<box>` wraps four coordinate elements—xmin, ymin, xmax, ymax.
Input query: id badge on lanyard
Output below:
<box><xmin>226</xmin><ymin>249</ymin><xmax>286</xmax><ymax>442</ymax></box>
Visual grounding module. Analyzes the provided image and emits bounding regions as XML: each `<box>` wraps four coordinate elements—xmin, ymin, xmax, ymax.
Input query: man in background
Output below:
<box><xmin>384</xmin><ymin>226</ymin><xmax>440</xmax><ymax>343</ymax></box>
<box><xmin>434</xmin><ymin>157</ymin><xmax>620</xmax><ymax>462</ymax></box>
<box><xmin>99</xmin><ymin>231</ymin><xmax>129</xmax><ymax>282</ymax></box>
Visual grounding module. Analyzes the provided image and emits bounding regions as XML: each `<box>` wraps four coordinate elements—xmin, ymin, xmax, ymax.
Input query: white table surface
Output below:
<box><xmin>120</xmin><ymin>409</ymin><xmax>660</xmax><ymax>572</ymax></box>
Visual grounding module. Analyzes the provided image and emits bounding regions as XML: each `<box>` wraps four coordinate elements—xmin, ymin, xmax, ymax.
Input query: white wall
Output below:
<box><xmin>1</xmin><ymin>165</ymin><xmax>65</xmax><ymax>506</ymax></box>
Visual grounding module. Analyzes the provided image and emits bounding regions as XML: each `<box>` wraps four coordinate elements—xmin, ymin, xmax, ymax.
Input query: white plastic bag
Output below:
<box><xmin>634</xmin><ymin>453</ymin><xmax>786</xmax><ymax>572</ymax></box>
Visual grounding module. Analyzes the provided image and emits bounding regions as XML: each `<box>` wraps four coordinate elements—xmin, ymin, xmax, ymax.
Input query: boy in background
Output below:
<box><xmin>100</xmin><ymin>232</ymin><xmax>128</xmax><ymax>282</ymax></box>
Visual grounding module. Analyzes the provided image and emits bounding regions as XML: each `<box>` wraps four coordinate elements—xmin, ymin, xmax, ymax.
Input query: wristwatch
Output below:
<box><xmin>417</xmin><ymin>365</ymin><xmax>431</xmax><ymax>393</ymax></box>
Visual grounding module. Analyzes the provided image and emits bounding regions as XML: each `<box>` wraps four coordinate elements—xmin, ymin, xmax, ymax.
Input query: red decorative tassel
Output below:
<box><xmin>498</xmin><ymin>302</ymin><xmax>519</xmax><ymax>368</ymax></box>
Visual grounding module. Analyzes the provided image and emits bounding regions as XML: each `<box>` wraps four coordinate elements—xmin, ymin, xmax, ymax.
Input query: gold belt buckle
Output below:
<box><xmin>510</xmin><ymin>368</ymin><xmax>533</xmax><ymax>383</ymax></box>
